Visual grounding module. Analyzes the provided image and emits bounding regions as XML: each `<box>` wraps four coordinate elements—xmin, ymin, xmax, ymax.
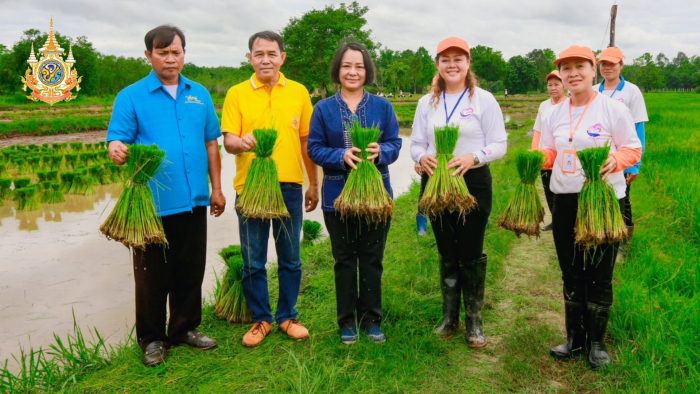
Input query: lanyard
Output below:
<box><xmin>443</xmin><ymin>88</ymin><xmax>468</xmax><ymax>124</ymax></box>
<box><xmin>568</xmin><ymin>92</ymin><xmax>598</xmax><ymax>147</ymax></box>
<box><xmin>598</xmin><ymin>76</ymin><xmax>625</xmax><ymax>98</ymax></box>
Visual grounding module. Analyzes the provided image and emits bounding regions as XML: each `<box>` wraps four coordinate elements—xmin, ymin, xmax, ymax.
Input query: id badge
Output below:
<box><xmin>562</xmin><ymin>148</ymin><xmax>577</xmax><ymax>174</ymax></box>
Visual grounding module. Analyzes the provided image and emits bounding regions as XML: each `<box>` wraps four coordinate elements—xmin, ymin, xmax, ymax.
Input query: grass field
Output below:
<box><xmin>1</xmin><ymin>92</ymin><xmax>698</xmax><ymax>393</ymax></box>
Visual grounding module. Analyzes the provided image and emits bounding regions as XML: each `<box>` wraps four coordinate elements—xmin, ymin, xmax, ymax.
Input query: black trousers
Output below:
<box><xmin>132</xmin><ymin>206</ymin><xmax>207</xmax><ymax>351</ymax></box>
<box><xmin>623</xmin><ymin>182</ymin><xmax>633</xmax><ymax>226</ymax></box>
<box><xmin>551</xmin><ymin>194</ymin><xmax>622</xmax><ymax>307</ymax></box>
<box><xmin>430</xmin><ymin>166</ymin><xmax>493</xmax><ymax>264</ymax></box>
<box><xmin>540</xmin><ymin>170</ymin><xmax>555</xmax><ymax>215</ymax></box>
<box><xmin>324</xmin><ymin>211</ymin><xmax>391</xmax><ymax>331</ymax></box>
<box><xmin>418</xmin><ymin>172</ymin><xmax>429</xmax><ymax>215</ymax></box>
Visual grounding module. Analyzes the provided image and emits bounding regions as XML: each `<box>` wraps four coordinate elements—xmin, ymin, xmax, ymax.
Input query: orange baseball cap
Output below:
<box><xmin>553</xmin><ymin>45</ymin><xmax>596</xmax><ymax>67</ymax></box>
<box><xmin>437</xmin><ymin>37</ymin><xmax>470</xmax><ymax>57</ymax></box>
<box><xmin>598</xmin><ymin>47</ymin><xmax>624</xmax><ymax>64</ymax></box>
<box><xmin>545</xmin><ymin>70</ymin><xmax>562</xmax><ymax>82</ymax></box>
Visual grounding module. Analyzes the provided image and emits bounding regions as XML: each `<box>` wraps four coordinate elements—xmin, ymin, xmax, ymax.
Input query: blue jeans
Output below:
<box><xmin>237</xmin><ymin>182</ymin><xmax>303</xmax><ymax>324</ymax></box>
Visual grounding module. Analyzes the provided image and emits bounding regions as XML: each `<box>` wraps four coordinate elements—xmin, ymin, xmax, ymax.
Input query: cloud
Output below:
<box><xmin>0</xmin><ymin>0</ymin><xmax>697</xmax><ymax>66</ymax></box>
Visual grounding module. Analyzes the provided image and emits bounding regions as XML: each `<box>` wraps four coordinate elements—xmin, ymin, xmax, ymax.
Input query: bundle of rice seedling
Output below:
<box><xmin>100</xmin><ymin>144</ymin><xmax>167</xmax><ymax>249</ymax></box>
<box><xmin>46</xmin><ymin>170</ymin><xmax>58</xmax><ymax>182</ymax></box>
<box><xmin>498</xmin><ymin>150</ymin><xmax>546</xmax><ymax>238</ymax></box>
<box><xmin>334</xmin><ymin>121</ymin><xmax>394</xmax><ymax>223</ymax></box>
<box><xmin>16</xmin><ymin>187</ymin><xmax>41</xmax><ymax>211</ymax></box>
<box><xmin>0</xmin><ymin>163</ymin><xmax>8</xmax><ymax>178</ymax></box>
<box><xmin>69</xmin><ymin>142</ymin><xmax>84</xmax><ymax>152</ymax></box>
<box><xmin>235</xmin><ymin>127</ymin><xmax>289</xmax><ymax>219</ymax></box>
<box><xmin>106</xmin><ymin>163</ymin><xmax>122</xmax><ymax>183</ymax></box>
<box><xmin>418</xmin><ymin>124</ymin><xmax>476</xmax><ymax>220</ymax></box>
<box><xmin>14</xmin><ymin>177</ymin><xmax>31</xmax><ymax>190</ymax></box>
<box><xmin>64</xmin><ymin>154</ymin><xmax>78</xmax><ymax>170</ymax></box>
<box><xmin>214</xmin><ymin>245</ymin><xmax>252</xmax><ymax>324</ymax></box>
<box><xmin>89</xmin><ymin>165</ymin><xmax>110</xmax><ymax>185</ymax></box>
<box><xmin>43</xmin><ymin>182</ymin><xmax>65</xmax><ymax>204</ymax></box>
<box><xmin>0</xmin><ymin>178</ymin><xmax>12</xmax><ymax>200</ymax></box>
<box><xmin>39</xmin><ymin>181</ymin><xmax>52</xmax><ymax>203</ymax></box>
<box><xmin>26</xmin><ymin>157</ymin><xmax>40</xmax><ymax>174</ymax></box>
<box><xmin>16</xmin><ymin>159</ymin><xmax>29</xmax><ymax>175</ymax></box>
<box><xmin>60</xmin><ymin>172</ymin><xmax>76</xmax><ymax>193</ymax></box>
<box><xmin>575</xmin><ymin>144</ymin><xmax>628</xmax><ymax>248</ymax></box>
<box><xmin>302</xmin><ymin>219</ymin><xmax>323</xmax><ymax>245</ymax></box>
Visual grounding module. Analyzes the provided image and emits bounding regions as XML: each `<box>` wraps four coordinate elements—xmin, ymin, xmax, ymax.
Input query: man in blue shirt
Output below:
<box><xmin>107</xmin><ymin>25</ymin><xmax>226</xmax><ymax>367</ymax></box>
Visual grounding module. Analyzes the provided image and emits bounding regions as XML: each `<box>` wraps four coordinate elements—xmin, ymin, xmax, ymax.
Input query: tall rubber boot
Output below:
<box><xmin>586</xmin><ymin>302</ymin><xmax>613</xmax><ymax>370</ymax></box>
<box><xmin>433</xmin><ymin>257</ymin><xmax>461</xmax><ymax>338</ymax></box>
<box><xmin>550</xmin><ymin>301</ymin><xmax>586</xmax><ymax>360</ymax></box>
<box><xmin>460</xmin><ymin>254</ymin><xmax>487</xmax><ymax>348</ymax></box>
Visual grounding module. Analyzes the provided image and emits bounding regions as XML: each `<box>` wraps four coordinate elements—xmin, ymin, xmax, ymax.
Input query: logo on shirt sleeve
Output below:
<box><xmin>586</xmin><ymin>124</ymin><xmax>602</xmax><ymax>138</ymax></box>
<box><xmin>292</xmin><ymin>115</ymin><xmax>300</xmax><ymax>130</ymax></box>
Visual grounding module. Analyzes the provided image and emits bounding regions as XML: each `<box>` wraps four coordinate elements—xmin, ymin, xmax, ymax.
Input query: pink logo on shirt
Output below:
<box><xmin>617</xmin><ymin>98</ymin><xmax>625</xmax><ymax>103</ymax></box>
<box><xmin>586</xmin><ymin>124</ymin><xmax>602</xmax><ymax>138</ymax></box>
<box><xmin>460</xmin><ymin>108</ymin><xmax>474</xmax><ymax>118</ymax></box>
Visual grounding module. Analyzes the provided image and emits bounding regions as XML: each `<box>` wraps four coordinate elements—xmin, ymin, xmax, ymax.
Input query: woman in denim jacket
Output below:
<box><xmin>307</xmin><ymin>42</ymin><xmax>402</xmax><ymax>345</ymax></box>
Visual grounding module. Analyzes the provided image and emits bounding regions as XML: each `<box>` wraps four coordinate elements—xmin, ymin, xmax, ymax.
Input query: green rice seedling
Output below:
<box><xmin>14</xmin><ymin>177</ymin><xmax>31</xmax><ymax>189</ymax></box>
<box><xmin>39</xmin><ymin>181</ymin><xmax>52</xmax><ymax>203</ymax></box>
<box><xmin>235</xmin><ymin>127</ymin><xmax>289</xmax><ymax>219</ymax></box>
<box><xmin>106</xmin><ymin>163</ymin><xmax>122</xmax><ymax>184</ymax></box>
<box><xmin>575</xmin><ymin>143</ymin><xmax>627</xmax><ymax>248</ymax></box>
<box><xmin>302</xmin><ymin>220</ymin><xmax>323</xmax><ymax>245</ymax></box>
<box><xmin>64</xmin><ymin>154</ymin><xmax>78</xmax><ymax>170</ymax></box>
<box><xmin>27</xmin><ymin>144</ymin><xmax>38</xmax><ymax>151</ymax></box>
<box><xmin>0</xmin><ymin>162</ymin><xmax>8</xmax><ymax>178</ymax></box>
<box><xmin>43</xmin><ymin>182</ymin><xmax>65</xmax><ymax>204</ymax></box>
<box><xmin>0</xmin><ymin>178</ymin><xmax>13</xmax><ymax>200</ymax></box>
<box><xmin>74</xmin><ymin>175</ymin><xmax>96</xmax><ymax>196</ymax></box>
<box><xmin>16</xmin><ymin>187</ymin><xmax>41</xmax><ymax>211</ymax></box>
<box><xmin>46</xmin><ymin>170</ymin><xmax>58</xmax><ymax>182</ymax></box>
<box><xmin>89</xmin><ymin>165</ymin><xmax>110</xmax><ymax>185</ymax></box>
<box><xmin>498</xmin><ymin>150</ymin><xmax>546</xmax><ymax>237</ymax></box>
<box><xmin>26</xmin><ymin>157</ymin><xmax>40</xmax><ymax>174</ymax></box>
<box><xmin>334</xmin><ymin>121</ymin><xmax>394</xmax><ymax>223</ymax></box>
<box><xmin>36</xmin><ymin>171</ymin><xmax>48</xmax><ymax>183</ymax></box>
<box><xmin>69</xmin><ymin>142</ymin><xmax>84</xmax><ymax>152</ymax></box>
<box><xmin>16</xmin><ymin>158</ymin><xmax>29</xmax><ymax>175</ymax></box>
<box><xmin>100</xmin><ymin>144</ymin><xmax>167</xmax><ymax>249</ymax></box>
<box><xmin>48</xmin><ymin>155</ymin><xmax>63</xmax><ymax>171</ymax></box>
<box><xmin>60</xmin><ymin>172</ymin><xmax>76</xmax><ymax>193</ymax></box>
<box><xmin>214</xmin><ymin>245</ymin><xmax>253</xmax><ymax>324</ymax></box>
<box><xmin>419</xmin><ymin>124</ymin><xmax>476</xmax><ymax>220</ymax></box>
<box><xmin>78</xmin><ymin>153</ymin><xmax>91</xmax><ymax>168</ymax></box>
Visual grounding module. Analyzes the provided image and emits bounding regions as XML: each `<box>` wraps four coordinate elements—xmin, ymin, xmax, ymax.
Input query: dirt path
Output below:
<box><xmin>0</xmin><ymin>130</ymin><xmax>107</xmax><ymax>148</ymax></box>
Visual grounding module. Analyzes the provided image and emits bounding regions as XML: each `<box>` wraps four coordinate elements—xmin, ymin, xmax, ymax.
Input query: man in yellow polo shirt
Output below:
<box><xmin>222</xmin><ymin>31</ymin><xmax>319</xmax><ymax>348</ymax></box>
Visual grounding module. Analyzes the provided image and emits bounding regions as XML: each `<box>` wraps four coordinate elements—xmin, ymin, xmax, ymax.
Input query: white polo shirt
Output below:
<box><xmin>593</xmin><ymin>78</ymin><xmax>648</xmax><ymax>123</ymax></box>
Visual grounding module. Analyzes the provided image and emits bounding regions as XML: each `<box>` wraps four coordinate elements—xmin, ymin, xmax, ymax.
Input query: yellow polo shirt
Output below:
<box><xmin>221</xmin><ymin>72</ymin><xmax>313</xmax><ymax>193</ymax></box>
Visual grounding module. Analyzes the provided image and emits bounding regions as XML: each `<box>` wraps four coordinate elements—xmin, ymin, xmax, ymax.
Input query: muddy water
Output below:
<box><xmin>0</xmin><ymin>136</ymin><xmax>417</xmax><ymax>366</ymax></box>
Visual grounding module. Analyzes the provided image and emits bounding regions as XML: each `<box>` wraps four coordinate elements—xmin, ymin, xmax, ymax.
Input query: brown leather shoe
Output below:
<box><xmin>278</xmin><ymin>319</ymin><xmax>309</xmax><ymax>341</ymax></box>
<box><xmin>242</xmin><ymin>322</ymin><xmax>271</xmax><ymax>348</ymax></box>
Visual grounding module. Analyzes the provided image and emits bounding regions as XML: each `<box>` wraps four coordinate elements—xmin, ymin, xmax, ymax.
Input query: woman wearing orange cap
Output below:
<box><xmin>532</xmin><ymin>70</ymin><xmax>567</xmax><ymax>231</ymax></box>
<box><xmin>593</xmin><ymin>47</ymin><xmax>648</xmax><ymax>250</ymax></box>
<box><xmin>539</xmin><ymin>45</ymin><xmax>642</xmax><ymax>370</ymax></box>
<box><xmin>410</xmin><ymin>37</ymin><xmax>507</xmax><ymax>347</ymax></box>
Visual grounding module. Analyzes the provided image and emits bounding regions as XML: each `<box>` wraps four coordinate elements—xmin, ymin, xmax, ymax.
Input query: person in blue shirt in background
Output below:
<box><xmin>307</xmin><ymin>42</ymin><xmax>402</xmax><ymax>345</ymax></box>
<box><xmin>107</xmin><ymin>25</ymin><xmax>226</xmax><ymax>367</ymax></box>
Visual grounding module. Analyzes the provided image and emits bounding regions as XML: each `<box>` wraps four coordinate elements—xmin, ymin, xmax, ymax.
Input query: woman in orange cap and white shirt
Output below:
<box><xmin>539</xmin><ymin>46</ymin><xmax>641</xmax><ymax>370</ymax></box>
<box><xmin>410</xmin><ymin>37</ymin><xmax>507</xmax><ymax>347</ymax></box>
<box><xmin>532</xmin><ymin>70</ymin><xmax>567</xmax><ymax>231</ymax></box>
<box><xmin>593</xmin><ymin>47</ymin><xmax>648</xmax><ymax>249</ymax></box>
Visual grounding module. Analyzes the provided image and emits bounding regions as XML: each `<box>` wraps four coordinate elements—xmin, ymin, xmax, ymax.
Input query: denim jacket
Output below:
<box><xmin>308</xmin><ymin>92</ymin><xmax>402</xmax><ymax>212</ymax></box>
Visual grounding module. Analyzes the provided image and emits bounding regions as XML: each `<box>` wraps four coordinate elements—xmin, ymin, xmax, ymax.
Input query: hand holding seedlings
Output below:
<box><xmin>239</xmin><ymin>134</ymin><xmax>257</xmax><ymax>153</ymax></box>
<box><xmin>108</xmin><ymin>140</ymin><xmax>129</xmax><ymax>165</ymax></box>
<box><xmin>365</xmin><ymin>142</ymin><xmax>380</xmax><ymax>162</ymax></box>
<box><xmin>448</xmin><ymin>154</ymin><xmax>476</xmax><ymax>177</ymax></box>
<box><xmin>344</xmin><ymin>147</ymin><xmax>362</xmax><ymax>169</ymax></box>
<box><xmin>600</xmin><ymin>155</ymin><xmax>618</xmax><ymax>180</ymax></box>
<box><xmin>420</xmin><ymin>154</ymin><xmax>438</xmax><ymax>176</ymax></box>
<box><xmin>414</xmin><ymin>162</ymin><xmax>423</xmax><ymax>175</ymax></box>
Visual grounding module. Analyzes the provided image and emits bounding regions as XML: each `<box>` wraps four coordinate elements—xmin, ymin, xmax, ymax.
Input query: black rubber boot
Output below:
<box><xmin>433</xmin><ymin>257</ymin><xmax>461</xmax><ymax>338</ymax></box>
<box><xmin>586</xmin><ymin>303</ymin><xmax>613</xmax><ymax>370</ymax></box>
<box><xmin>460</xmin><ymin>254</ymin><xmax>487</xmax><ymax>348</ymax></box>
<box><xmin>550</xmin><ymin>301</ymin><xmax>586</xmax><ymax>360</ymax></box>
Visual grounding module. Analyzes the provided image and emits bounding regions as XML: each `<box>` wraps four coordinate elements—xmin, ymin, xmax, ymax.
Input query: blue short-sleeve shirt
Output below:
<box><xmin>107</xmin><ymin>70</ymin><xmax>221</xmax><ymax>217</ymax></box>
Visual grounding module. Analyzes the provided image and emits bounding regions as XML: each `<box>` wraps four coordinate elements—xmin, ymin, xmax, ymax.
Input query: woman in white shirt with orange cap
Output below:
<box><xmin>539</xmin><ymin>46</ymin><xmax>641</xmax><ymax>370</ymax></box>
<box><xmin>532</xmin><ymin>70</ymin><xmax>566</xmax><ymax>231</ymax></box>
<box><xmin>411</xmin><ymin>37</ymin><xmax>507</xmax><ymax>347</ymax></box>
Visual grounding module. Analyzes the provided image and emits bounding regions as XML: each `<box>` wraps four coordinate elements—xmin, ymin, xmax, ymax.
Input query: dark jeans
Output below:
<box><xmin>552</xmin><ymin>194</ymin><xmax>622</xmax><ymax>307</ymax></box>
<box><xmin>132</xmin><ymin>206</ymin><xmax>207</xmax><ymax>351</ymax></box>
<box><xmin>431</xmin><ymin>166</ymin><xmax>492</xmax><ymax>270</ymax></box>
<box><xmin>324</xmin><ymin>212</ymin><xmax>390</xmax><ymax>330</ymax></box>
<box><xmin>623</xmin><ymin>182</ymin><xmax>633</xmax><ymax>226</ymax></box>
<box><xmin>540</xmin><ymin>170</ymin><xmax>555</xmax><ymax>216</ymax></box>
<box><xmin>237</xmin><ymin>182</ymin><xmax>303</xmax><ymax>324</ymax></box>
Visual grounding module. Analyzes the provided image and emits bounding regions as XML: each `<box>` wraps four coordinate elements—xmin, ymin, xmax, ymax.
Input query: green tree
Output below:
<box><xmin>526</xmin><ymin>48</ymin><xmax>556</xmax><ymax>92</ymax></box>
<box><xmin>505</xmin><ymin>55</ymin><xmax>538</xmax><ymax>94</ymax></box>
<box><xmin>281</xmin><ymin>1</ymin><xmax>376</xmax><ymax>98</ymax></box>
<box><xmin>632</xmin><ymin>53</ymin><xmax>665</xmax><ymax>92</ymax></box>
<box><xmin>470</xmin><ymin>45</ymin><xmax>506</xmax><ymax>91</ymax></box>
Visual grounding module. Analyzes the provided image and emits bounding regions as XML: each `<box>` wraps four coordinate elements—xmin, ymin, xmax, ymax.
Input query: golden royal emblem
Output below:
<box><xmin>21</xmin><ymin>18</ymin><xmax>82</xmax><ymax>106</ymax></box>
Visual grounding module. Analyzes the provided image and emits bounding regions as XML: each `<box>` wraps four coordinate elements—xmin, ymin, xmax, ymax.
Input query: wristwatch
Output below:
<box><xmin>472</xmin><ymin>153</ymin><xmax>480</xmax><ymax>165</ymax></box>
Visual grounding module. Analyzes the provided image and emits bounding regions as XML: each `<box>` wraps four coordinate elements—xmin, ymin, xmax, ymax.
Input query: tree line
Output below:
<box><xmin>1</xmin><ymin>1</ymin><xmax>698</xmax><ymax>102</ymax></box>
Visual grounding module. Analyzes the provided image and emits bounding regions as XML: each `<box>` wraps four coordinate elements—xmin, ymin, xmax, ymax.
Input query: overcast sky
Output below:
<box><xmin>1</xmin><ymin>0</ymin><xmax>698</xmax><ymax>67</ymax></box>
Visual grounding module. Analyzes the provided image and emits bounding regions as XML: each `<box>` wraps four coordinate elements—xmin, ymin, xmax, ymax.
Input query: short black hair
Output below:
<box><xmin>145</xmin><ymin>25</ymin><xmax>186</xmax><ymax>52</ymax></box>
<box><xmin>330</xmin><ymin>42</ymin><xmax>376</xmax><ymax>86</ymax></box>
<box><xmin>248</xmin><ymin>31</ymin><xmax>284</xmax><ymax>52</ymax></box>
